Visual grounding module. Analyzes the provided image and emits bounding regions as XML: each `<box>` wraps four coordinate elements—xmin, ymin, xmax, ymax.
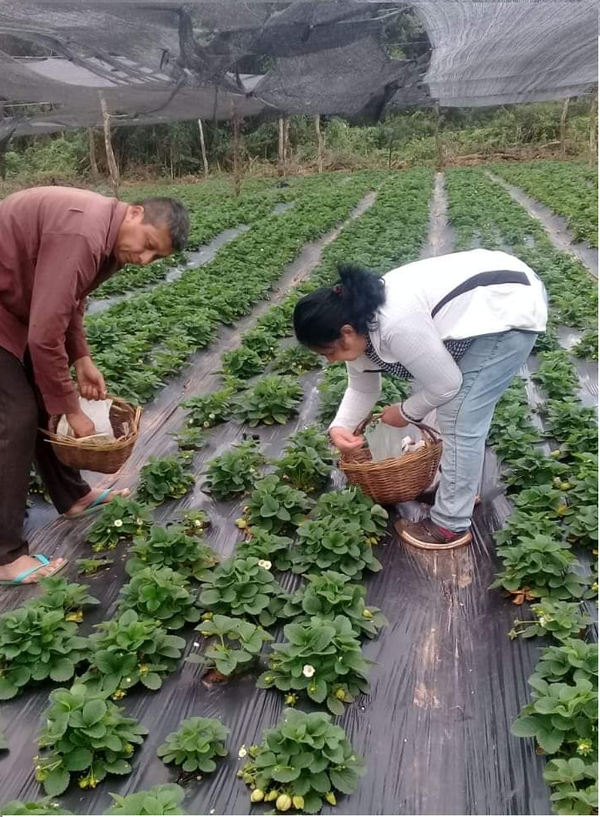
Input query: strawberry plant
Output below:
<box><xmin>222</xmin><ymin>346</ymin><xmax>265</xmax><ymax>380</ymax></box>
<box><xmin>181</xmin><ymin>388</ymin><xmax>235</xmax><ymax>429</ymax></box>
<box><xmin>118</xmin><ymin>566</ymin><xmax>201</xmax><ymax>630</ymax></box>
<box><xmin>274</xmin><ymin>427</ymin><xmax>335</xmax><ymax>493</ymax></box>
<box><xmin>533</xmin><ymin>639</ymin><xmax>598</xmax><ymax>685</ymax></box>
<box><xmin>86</xmin><ymin>497</ymin><xmax>152</xmax><ymax>552</ymax></box>
<box><xmin>179</xmin><ymin>508</ymin><xmax>211</xmax><ymax>535</ymax></box>
<box><xmin>137</xmin><ymin>456</ymin><xmax>195</xmax><ymax>504</ymax></box>
<box><xmin>572</xmin><ymin>328</ymin><xmax>598</xmax><ymax>361</ymax></box>
<box><xmin>157</xmin><ymin>717</ymin><xmax>229</xmax><ymax>775</ymax></box>
<box><xmin>535</xmin><ymin>326</ymin><xmax>560</xmax><ymax>354</ymax></box>
<box><xmin>291</xmin><ymin>515</ymin><xmax>382</xmax><ymax>578</ymax></box>
<box><xmin>35</xmin><ymin>683</ymin><xmax>147</xmax><ymax>795</ymax></box>
<box><xmin>188</xmin><ymin>614</ymin><xmax>273</xmax><ymax>677</ymax></box>
<box><xmin>237</xmin><ymin>708</ymin><xmax>366</xmax><ymax>813</ymax></box>
<box><xmin>0</xmin><ymin>606</ymin><xmax>87</xmax><ymax>700</ymax></box>
<box><xmin>490</xmin><ymin>535</ymin><xmax>590</xmax><ymax>601</ymax></box>
<box><xmin>204</xmin><ymin>438</ymin><xmax>266</xmax><ymax>500</ymax></box>
<box><xmin>241</xmin><ymin>326</ymin><xmax>279</xmax><ymax>359</ymax></box>
<box><xmin>170</xmin><ymin>424</ymin><xmax>205</xmax><ymax>451</ymax></box>
<box><xmin>256</xmin><ymin>305</ymin><xmax>292</xmax><ymax>338</ymax></box>
<box><xmin>272</xmin><ymin>344</ymin><xmax>320</xmax><ymax>376</ymax></box>
<box><xmin>199</xmin><ymin>556</ymin><xmax>287</xmax><ymax>627</ymax></box>
<box><xmin>511</xmin><ymin>675</ymin><xmax>597</xmax><ymax>756</ymax></box>
<box><xmin>513</xmin><ymin>485</ymin><xmax>570</xmax><ymax>520</ymax></box>
<box><xmin>0</xmin><ymin>799</ymin><xmax>73</xmax><ymax>815</ymax></box>
<box><xmin>282</xmin><ymin>571</ymin><xmax>388</xmax><ymax>639</ymax></box>
<box><xmin>543</xmin><ymin>401</ymin><xmax>598</xmax><ymax>454</ymax></box>
<box><xmin>510</xmin><ymin>600</ymin><xmax>593</xmax><ymax>642</ymax></box>
<box><xmin>105</xmin><ymin>783</ymin><xmax>187</xmax><ymax>815</ymax></box>
<box><xmin>81</xmin><ymin>610</ymin><xmax>186</xmax><ymax>697</ymax></box>
<box><xmin>544</xmin><ymin>758</ymin><xmax>598</xmax><ymax>816</ymax></box>
<box><xmin>235</xmin><ymin>375</ymin><xmax>302</xmax><ymax>427</ymax></box>
<box><xmin>125</xmin><ymin>524</ymin><xmax>218</xmax><ymax>581</ymax></box>
<box><xmin>532</xmin><ymin>352</ymin><xmax>581</xmax><ymax>397</ymax></box>
<box><xmin>31</xmin><ymin>577</ymin><xmax>100</xmax><ymax>620</ymax></box>
<box><xmin>258</xmin><ymin>615</ymin><xmax>371</xmax><ymax>714</ymax></box>
<box><xmin>241</xmin><ymin>475</ymin><xmax>313</xmax><ymax>534</ymax></box>
<box><xmin>76</xmin><ymin>558</ymin><xmax>113</xmax><ymax>576</ymax></box>
<box><xmin>494</xmin><ymin>510</ymin><xmax>559</xmax><ymax>548</ymax></box>
<box><xmin>313</xmin><ymin>487</ymin><xmax>389</xmax><ymax>543</ymax></box>
<box><xmin>236</xmin><ymin>529</ymin><xmax>294</xmax><ymax>572</ymax></box>
<box><xmin>503</xmin><ymin>450</ymin><xmax>569</xmax><ymax>492</ymax></box>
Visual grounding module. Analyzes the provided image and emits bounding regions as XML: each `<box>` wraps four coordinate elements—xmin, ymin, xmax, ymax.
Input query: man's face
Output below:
<box><xmin>114</xmin><ymin>205</ymin><xmax>173</xmax><ymax>268</ymax></box>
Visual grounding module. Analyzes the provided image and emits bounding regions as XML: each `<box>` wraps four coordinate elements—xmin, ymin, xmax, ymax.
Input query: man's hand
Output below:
<box><xmin>74</xmin><ymin>356</ymin><xmax>107</xmax><ymax>401</ymax></box>
<box><xmin>66</xmin><ymin>409</ymin><xmax>96</xmax><ymax>438</ymax></box>
<box><xmin>380</xmin><ymin>404</ymin><xmax>410</xmax><ymax>428</ymax></box>
<box><xmin>329</xmin><ymin>426</ymin><xmax>365</xmax><ymax>453</ymax></box>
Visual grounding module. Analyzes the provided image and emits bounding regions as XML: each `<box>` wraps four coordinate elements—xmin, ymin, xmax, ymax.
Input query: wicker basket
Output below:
<box><xmin>44</xmin><ymin>396</ymin><xmax>141</xmax><ymax>474</ymax></box>
<box><xmin>340</xmin><ymin>415</ymin><xmax>442</xmax><ymax>504</ymax></box>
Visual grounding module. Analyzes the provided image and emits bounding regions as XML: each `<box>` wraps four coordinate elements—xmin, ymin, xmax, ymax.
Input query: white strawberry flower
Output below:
<box><xmin>302</xmin><ymin>664</ymin><xmax>316</xmax><ymax>678</ymax></box>
<box><xmin>238</xmin><ymin>745</ymin><xmax>247</xmax><ymax>758</ymax></box>
<box><xmin>136</xmin><ymin>517</ymin><xmax>143</xmax><ymax>525</ymax></box>
<box><xmin>113</xmin><ymin>519</ymin><xmax>124</xmax><ymax>528</ymax></box>
<box><xmin>258</xmin><ymin>559</ymin><xmax>272</xmax><ymax>570</ymax></box>
<box><xmin>194</xmin><ymin>519</ymin><xmax>203</xmax><ymax>528</ymax></box>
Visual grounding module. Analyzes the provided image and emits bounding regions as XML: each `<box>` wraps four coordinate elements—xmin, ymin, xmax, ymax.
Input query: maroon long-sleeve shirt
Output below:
<box><xmin>0</xmin><ymin>186</ymin><xmax>128</xmax><ymax>415</ymax></box>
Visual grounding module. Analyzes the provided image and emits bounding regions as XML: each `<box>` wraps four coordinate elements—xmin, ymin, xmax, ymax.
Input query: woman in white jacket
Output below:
<box><xmin>293</xmin><ymin>249</ymin><xmax>548</xmax><ymax>550</ymax></box>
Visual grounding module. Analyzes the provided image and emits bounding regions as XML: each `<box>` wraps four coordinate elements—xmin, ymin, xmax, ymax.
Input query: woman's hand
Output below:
<box><xmin>380</xmin><ymin>404</ymin><xmax>409</xmax><ymax>428</ymax></box>
<box><xmin>329</xmin><ymin>426</ymin><xmax>365</xmax><ymax>453</ymax></box>
<box><xmin>74</xmin><ymin>356</ymin><xmax>107</xmax><ymax>401</ymax></box>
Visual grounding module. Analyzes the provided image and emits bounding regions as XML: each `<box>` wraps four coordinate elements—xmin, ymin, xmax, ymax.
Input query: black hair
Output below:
<box><xmin>133</xmin><ymin>197</ymin><xmax>190</xmax><ymax>252</ymax></box>
<box><xmin>293</xmin><ymin>263</ymin><xmax>386</xmax><ymax>349</ymax></box>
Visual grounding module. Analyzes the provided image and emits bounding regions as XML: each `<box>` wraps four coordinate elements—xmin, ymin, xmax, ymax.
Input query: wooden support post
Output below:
<box><xmin>315</xmin><ymin>114</ymin><xmax>323</xmax><ymax>173</ymax></box>
<box><xmin>198</xmin><ymin>118</ymin><xmax>209</xmax><ymax>179</ymax></box>
<box><xmin>589</xmin><ymin>90</ymin><xmax>598</xmax><ymax>169</ymax></box>
<box><xmin>99</xmin><ymin>94</ymin><xmax>119</xmax><ymax>196</ymax></box>
<box><xmin>88</xmin><ymin>127</ymin><xmax>99</xmax><ymax>183</ymax></box>
<box><xmin>434</xmin><ymin>104</ymin><xmax>444</xmax><ymax>172</ymax></box>
<box><xmin>277</xmin><ymin>115</ymin><xmax>285</xmax><ymax>176</ymax></box>
<box><xmin>283</xmin><ymin>116</ymin><xmax>290</xmax><ymax>168</ymax></box>
<box><xmin>232</xmin><ymin>103</ymin><xmax>242</xmax><ymax>197</ymax></box>
<box><xmin>560</xmin><ymin>97</ymin><xmax>570</xmax><ymax>157</ymax></box>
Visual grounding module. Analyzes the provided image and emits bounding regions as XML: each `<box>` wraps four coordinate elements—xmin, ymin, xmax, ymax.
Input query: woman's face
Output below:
<box><xmin>313</xmin><ymin>325</ymin><xmax>368</xmax><ymax>363</ymax></box>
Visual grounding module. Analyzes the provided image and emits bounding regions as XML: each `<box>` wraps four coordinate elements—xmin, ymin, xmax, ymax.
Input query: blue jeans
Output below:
<box><xmin>430</xmin><ymin>329</ymin><xmax>538</xmax><ymax>532</ymax></box>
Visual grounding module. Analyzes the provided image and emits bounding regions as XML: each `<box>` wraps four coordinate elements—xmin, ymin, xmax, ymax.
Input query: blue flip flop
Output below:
<box><xmin>63</xmin><ymin>488</ymin><xmax>115</xmax><ymax>520</ymax></box>
<box><xmin>0</xmin><ymin>554</ymin><xmax>68</xmax><ymax>586</ymax></box>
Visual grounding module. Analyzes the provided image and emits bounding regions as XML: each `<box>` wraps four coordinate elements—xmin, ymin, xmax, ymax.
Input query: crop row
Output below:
<box><xmin>447</xmin><ymin>167</ymin><xmax>598</xmax><ymax>815</ymax></box>
<box><xmin>491</xmin><ymin>160</ymin><xmax>598</xmax><ymax>248</ymax></box>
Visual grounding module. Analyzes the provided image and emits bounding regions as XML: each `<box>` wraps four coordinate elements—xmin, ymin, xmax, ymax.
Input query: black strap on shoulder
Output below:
<box><xmin>431</xmin><ymin>270</ymin><xmax>531</xmax><ymax>319</ymax></box>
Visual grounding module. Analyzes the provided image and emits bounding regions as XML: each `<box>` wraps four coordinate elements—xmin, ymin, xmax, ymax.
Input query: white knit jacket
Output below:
<box><xmin>330</xmin><ymin>249</ymin><xmax>548</xmax><ymax>431</ymax></box>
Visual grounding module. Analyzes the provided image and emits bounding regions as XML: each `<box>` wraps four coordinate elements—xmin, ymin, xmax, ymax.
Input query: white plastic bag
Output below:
<box><xmin>364</xmin><ymin>418</ymin><xmax>425</xmax><ymax>462</ymax></box>
<box><xmin>56</xmin><ymin>397</ymin><xmax>116</xmax><ymax>443</ymax></box>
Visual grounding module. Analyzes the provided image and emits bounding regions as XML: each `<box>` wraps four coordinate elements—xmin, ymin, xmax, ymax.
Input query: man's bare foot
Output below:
<box><xmin>64</xmin><ymin>487</ymin><xmax>130</xmax><ymax>518</ymax></box>
<box><xmin>0</xmin><ymin>554</ymin><xmax>66</xmax><ymax>584</ymax></box>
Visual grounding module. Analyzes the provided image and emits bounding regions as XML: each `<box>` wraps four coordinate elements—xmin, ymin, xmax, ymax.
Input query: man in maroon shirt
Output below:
<box><xmin>0</xmin><ymin>186</ymin><xmax>189</xmax><ymax>584</ymax></box>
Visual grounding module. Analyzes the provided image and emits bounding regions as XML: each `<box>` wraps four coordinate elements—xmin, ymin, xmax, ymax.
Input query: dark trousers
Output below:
<box><xmin>0</xmin><ymin>346</ymin><xmax>90</xmax><ymax>565</ymax></box>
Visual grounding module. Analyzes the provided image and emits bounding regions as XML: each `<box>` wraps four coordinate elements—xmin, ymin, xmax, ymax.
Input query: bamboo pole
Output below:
<box><xmin>315</xmin><ymin>114</ymin><xmax>323</xmax><ymax>173</ymax></box>
<box><xmin>283</xmin><ymin>116</ymin><xmax>290</xmax><ymax>169</ymax></box>
<box><xmin>198</xmin><ymin>118</ymin><xmax>209</xmax><ymax>179</ymax></box>
<box><xmin>88</xmin><ymin>127</ymin><xmax>99</xmax><ymax>183</ymax></box>
<box><xmin>99</xmin><ymin>94</ymin><xmax>119</xmax><ymax>196</ymax></box>
<box><xmin>277</xmin><ymin>115</ymin><xmax>284</xmax><ymax>176</ymax></box>
<box><xmin>589</xmin><ymin>90</ymin><xmax>598</xmax><ymax>169</ymax></box>
<box><xmin>232</xmin><ymin>104</ymin><xmax>242</xmax><ymax>197</ymax></box>
<box><xmin>434</xmin><ymin>104</ymin><xmax>444</xmax><ymax>172</ymax></box>
<box><xmin>560</xmin><ymin>97</ymin><xmax>570</xmax><ymax>157</ymax></box>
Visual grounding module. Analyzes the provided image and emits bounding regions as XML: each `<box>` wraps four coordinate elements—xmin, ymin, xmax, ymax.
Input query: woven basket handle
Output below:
<box><xmin>353</xmin><ymin>412</ymin><xmax>441</xmax><ymax>443</ymax></box>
